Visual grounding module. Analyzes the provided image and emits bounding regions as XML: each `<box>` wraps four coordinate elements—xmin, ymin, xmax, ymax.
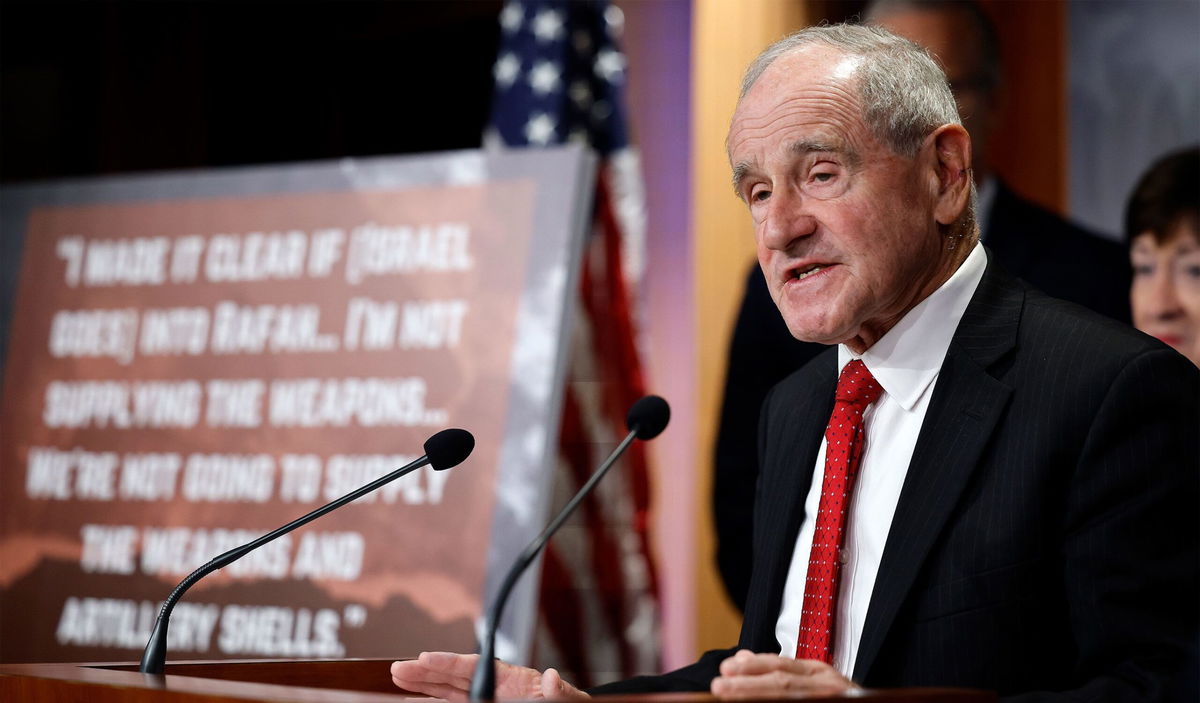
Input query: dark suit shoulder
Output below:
<box><xmin>969</xmin><ymin>275</ymin><xmax>1198</xmax><ymax>498</ymax></box>
<box><xmin>1017</xmin><ymin>286</ymin><xmax>1181</xmax><ymax>373</ymax></box>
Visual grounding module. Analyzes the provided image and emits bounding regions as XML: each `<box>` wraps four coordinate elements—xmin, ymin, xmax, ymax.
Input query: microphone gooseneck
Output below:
<box><xmin>138</xmin><ymin>428</ymin><xmax>474</xmax><ymax>674</ymax></box>
<box><xmin>469</xmin><ymin>396</ymin><xmax>670</xmax><ymax>701</ymax></box>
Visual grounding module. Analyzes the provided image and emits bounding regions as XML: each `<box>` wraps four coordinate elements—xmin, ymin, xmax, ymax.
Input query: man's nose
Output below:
<box><xmin>760</xmin><ymin>188</ymin><xmax>817</xmax><ymax>251</ymax></box>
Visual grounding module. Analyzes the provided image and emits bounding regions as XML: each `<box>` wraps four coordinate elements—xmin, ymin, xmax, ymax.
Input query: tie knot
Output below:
<box><xmin>835</xmin><ymin>359</ymin><xmax>882</xmax><ymax>407</ymax></box>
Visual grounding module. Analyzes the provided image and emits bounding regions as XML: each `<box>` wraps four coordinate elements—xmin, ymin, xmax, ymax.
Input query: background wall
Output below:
<box><xmin>1068</xmin><ymin>0</ymin><xmax>1200</xmax><ymax>238</ymax></box>
<box><xmin>0</xmin><ymin>1</ymin><xmax>503</xmax><ymax>181</ymax></box>
<box><xmin>613</xmin><ymin>0</ymin><xmax>696</xmax><ymax>672</ymax></box>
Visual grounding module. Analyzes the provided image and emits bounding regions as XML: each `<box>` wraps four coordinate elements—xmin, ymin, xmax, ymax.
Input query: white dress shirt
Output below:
<box><xmin>774</xmin><ymin>242</ymin><xmax>987</xmax><ymax>677</ymax></box>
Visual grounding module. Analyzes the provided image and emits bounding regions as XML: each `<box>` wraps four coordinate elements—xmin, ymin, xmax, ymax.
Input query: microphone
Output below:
<box><xmin>138</xmin><ymin>428</ymin><xmax>475</xmax><ymax>674</ymax></box>
<box><xmin>469</xmin><ymin>396</ymin><xmax>670</xmax><ymax>700</ymax></box>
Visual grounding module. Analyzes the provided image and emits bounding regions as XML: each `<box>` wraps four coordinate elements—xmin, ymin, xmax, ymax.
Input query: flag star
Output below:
<box><xmin>604</xmin><ymin>5</ymin><xmax>625</xmax><ymax>34</ymax></box>
<box><xmin>529</xmin><ymin>60</ymin><xmax>561</xmax><ymax>95</ymax></box>
<box><xmin>524</xmin><ymin>113</ymin><xmax>557</xmax><ymax>145</ymax></box>
<box><xmin>568</xmin><ymin>127</ymin><xmax>590</xmax><ymax>145</ymax></box>
<box><xmin>494</xmin><ymin>52</ymin><xmax>521</xmax><ymax>88</ymax></box>
<box><xmin>569</xmin><ymin>80</ymin><xmax>592</xmax><ymax>108</ymax></box>
<box><xmin>499</xmin><ymin>2</ymin><xmax>524</xmax><ymax>33</ymax></box>
<box><xmin>594</xmin><ymin>48</ymin><xmax>626</xmax><ymax>83</ymax></box>
<box><xmin>591</xmin><ymin>99</ymin><xmax>613</xmax><ymax>123</ymax></box>
<box><xmin>531</xmin><ymin>8</ymin><xmax>565</xmax><ymax>43</ymax></box>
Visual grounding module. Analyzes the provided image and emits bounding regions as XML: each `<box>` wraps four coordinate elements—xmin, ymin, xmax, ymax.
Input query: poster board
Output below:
<box><xmin>0</xmin><ymin>146</ymin><xmax>595</xmax><ymax>665</ymax></box>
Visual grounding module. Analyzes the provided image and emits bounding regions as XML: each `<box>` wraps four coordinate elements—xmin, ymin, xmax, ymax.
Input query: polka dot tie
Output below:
<box><xmin>796</xmin><ymin>359</ymin><xmax>883</xmax><ymax>663</ymax></box>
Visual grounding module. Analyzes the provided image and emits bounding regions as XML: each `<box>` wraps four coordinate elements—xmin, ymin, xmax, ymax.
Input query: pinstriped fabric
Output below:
<box><xmin>766</xmin><ymin>257</ymin><xmax>1195</xmax><ymax>695</ymax></box>
<box><xmin>738</xmin><ymin>350</ymin><xmax>836</xmax><ymax>655</ymax></box>
<box><xmin>591</xmin><ymin>250</ymin><xmax>1198</xmax><ymax>698</ymax></box>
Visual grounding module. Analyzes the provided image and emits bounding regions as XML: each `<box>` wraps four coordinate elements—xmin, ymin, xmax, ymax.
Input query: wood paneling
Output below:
<box><xmin>979</xmin><ymin>0</ymin><xmax>1069</xmax><ymax>214</ymax></box>
<box><xmin>0</xmin><ymin>660</ymin><xmax>997</xmax><ymax>701</ymax></box>
<box><xmin>691</xmin><ymin>0</ymin><xmax>811</xmax><ymax>657</ymax></box>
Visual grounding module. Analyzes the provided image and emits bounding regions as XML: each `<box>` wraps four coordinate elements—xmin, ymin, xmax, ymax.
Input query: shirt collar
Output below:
<box><xmin>838</xmin><ymin>241</ymin><xmax>987</xmax><ymax>411</ymax></box>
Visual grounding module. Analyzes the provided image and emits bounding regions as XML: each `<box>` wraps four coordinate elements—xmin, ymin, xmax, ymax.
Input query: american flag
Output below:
<box><xmin>486</xmin><ymin>0</ymin><xmax>660</xmax><ymax>686</ymax></box>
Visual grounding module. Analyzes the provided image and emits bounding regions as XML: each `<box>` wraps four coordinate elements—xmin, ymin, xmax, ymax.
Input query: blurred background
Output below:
<box><xmin>2</xmin><ymin>0</ymin><xmax>1198</xmax><ymax>683</ymax></box>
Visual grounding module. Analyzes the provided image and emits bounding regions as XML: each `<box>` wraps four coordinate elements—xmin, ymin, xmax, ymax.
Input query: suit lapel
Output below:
<box><xmin>852</xmin><ymin>255</ymin><xmax>1022</xmax><ymax>682</ymax></box>
<box><xmin>742</xmin><ymin>353</ymin><xmax>836</xmax><ymax>650</ymax></box>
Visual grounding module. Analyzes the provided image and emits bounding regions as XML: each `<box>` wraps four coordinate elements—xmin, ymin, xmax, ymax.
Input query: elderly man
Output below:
<box><xmin>392</xmin><ymin>24</ymin><xmax>1197</xmax><ymax>700</ymax></box>
<box><xmin>715</xmin><ymin>0</ymin><xmax>1135</xmax><ymax>613</ymax></box>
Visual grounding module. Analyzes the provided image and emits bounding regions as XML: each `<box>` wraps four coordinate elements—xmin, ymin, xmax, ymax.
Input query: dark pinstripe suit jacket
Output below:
<box><xmin>596</xmin><ymin>255</ymin><xmax>1199</xmax><ymax>700</ymax></box>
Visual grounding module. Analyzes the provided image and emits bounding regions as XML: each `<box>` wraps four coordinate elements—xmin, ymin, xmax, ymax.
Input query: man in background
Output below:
<box><xmin>714</xmin><ymin>0</ymin><xmax>1133</xmax><ymax>611</ymax></box>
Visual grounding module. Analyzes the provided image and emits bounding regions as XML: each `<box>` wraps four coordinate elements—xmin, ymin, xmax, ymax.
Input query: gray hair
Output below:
<box><xmin>739</xmin><ymin>23</ymin><xmax>977</xmax><ymax>242</ymax></box>
<box><xmin>739</xmin><ymin>24</ymin><xmax>960</xmax><ymax>158</ymax></box>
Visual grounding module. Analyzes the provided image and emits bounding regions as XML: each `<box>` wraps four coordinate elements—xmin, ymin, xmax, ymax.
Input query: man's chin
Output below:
<box><xmin>783</xmin><ymin>322</ymin><xmax>848</xmax><ymax>347</ymax></box>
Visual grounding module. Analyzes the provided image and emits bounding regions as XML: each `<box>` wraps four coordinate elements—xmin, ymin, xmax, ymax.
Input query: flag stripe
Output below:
<box><xmin>487</xmin><ymin>0</ymin><xmax>661</xmax><ymax>682</ymax></box>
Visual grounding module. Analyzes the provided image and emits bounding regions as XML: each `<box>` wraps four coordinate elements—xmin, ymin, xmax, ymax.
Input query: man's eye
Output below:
<box><xmin>751</xmin><ymin>189</ymin><xmax>771</xmax><ymax>202</ymax></box>
<box><xmin>811</xmin><ymin>172</ymin><xmax>836</xmax><ymax>183</ymax></box>
<box><xmin>1131</xmin><ymin>263</ymin><xmax>1154</xmax><ymax>277</ymax></box>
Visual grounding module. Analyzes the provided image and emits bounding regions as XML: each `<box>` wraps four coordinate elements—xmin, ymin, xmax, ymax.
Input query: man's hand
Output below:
<box><xmin>390</xmin><ymin>651</ymin><xmax>590</xmax><ymax>701</ymax></box>
<box><xmin>710</xmin><ymin>650</ymin><xmax>856</xmax><ymax>698</ymax></box>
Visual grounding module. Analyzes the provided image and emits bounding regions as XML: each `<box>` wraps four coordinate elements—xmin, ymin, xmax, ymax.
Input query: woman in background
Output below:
<box><xmin>1126</xmin><ymin>146</ymin><xmax>1200</xmax><ymax>367</ymax></box>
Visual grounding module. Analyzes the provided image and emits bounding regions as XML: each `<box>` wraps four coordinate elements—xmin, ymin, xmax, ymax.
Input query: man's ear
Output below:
<box><xmin>929</xmin><ymin>124</ymin><xmax>972</xmax><ymax>226</ymax></box>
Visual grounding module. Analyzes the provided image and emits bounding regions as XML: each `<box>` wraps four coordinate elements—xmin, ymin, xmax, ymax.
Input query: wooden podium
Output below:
<box><xmin>0</xmin><ymin>659</ymin><xmax>995</xmax><ymax>702</ymax></box>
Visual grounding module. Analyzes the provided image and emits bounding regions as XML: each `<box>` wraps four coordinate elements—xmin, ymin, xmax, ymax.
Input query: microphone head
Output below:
<box><xmin>626</xmin><ymin>395</ymin><xmax>670</xmax><ymax>440</ymax></box>
<box><xmin>424</xmin><ymin>428</ymin><xmax>475</xmax><ymax>470</ymax></box>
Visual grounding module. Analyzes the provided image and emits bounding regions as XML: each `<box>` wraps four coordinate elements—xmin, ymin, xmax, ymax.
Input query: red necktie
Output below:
<box><xmin>796</xmin><ymin>359</ymin><xmax>882</xmax><ymax>663</ymax></box>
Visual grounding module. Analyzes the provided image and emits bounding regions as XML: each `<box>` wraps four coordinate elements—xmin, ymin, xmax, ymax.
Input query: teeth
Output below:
<box><xmin>795</xmin><ymin>265</ymin><xmax>825</xmax><ymax>280</ymax></box>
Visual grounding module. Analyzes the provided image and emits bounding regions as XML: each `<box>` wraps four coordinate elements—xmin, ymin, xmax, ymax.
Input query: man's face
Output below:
<box><xmin>727</xmin><ymin>46</ymin><xmax>949</xmax><ymax>351</ymax></box>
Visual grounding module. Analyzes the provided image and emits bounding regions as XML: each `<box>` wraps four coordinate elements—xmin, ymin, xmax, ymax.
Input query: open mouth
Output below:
<box><xmin>789</xmin><ymin>263</ymin><xmax>830</xmax><ymax>282</ymax></box>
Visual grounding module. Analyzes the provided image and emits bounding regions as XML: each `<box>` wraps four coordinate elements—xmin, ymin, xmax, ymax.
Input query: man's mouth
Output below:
<box><xmin>789</xmin><ymin>263</ymin><xmax>829</xmax><ymax>282</ymax></box>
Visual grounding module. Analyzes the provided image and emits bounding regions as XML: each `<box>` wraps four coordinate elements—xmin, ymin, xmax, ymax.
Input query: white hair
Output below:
<box><xmin>740</xmin><ymin>23</ymin><xmax>961</xmax><ymax>158</ymax></box>
<box><xmin>739</xmin><ymin>23</ymin><xmax>977</xmax><ymax>241</ymax></box>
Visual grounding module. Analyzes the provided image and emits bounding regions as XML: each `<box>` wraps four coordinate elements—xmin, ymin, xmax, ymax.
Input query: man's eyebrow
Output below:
<box><xmin>731</xmin><ymin>161</ymin><xmax>756</xmax><ymax>198</ymax></box>
<box><xmin>790</xmin><ymin>138</ymin><xmax>859</xmax><ymax>165</ymax></box>
<box><xmin>730</xmin><ymin>139</ymin><xmax>861</xmax><ymax>197</ymax></box>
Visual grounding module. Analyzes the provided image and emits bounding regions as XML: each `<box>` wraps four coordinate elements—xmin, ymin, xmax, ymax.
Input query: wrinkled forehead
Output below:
<box><xmin>727</xmin><ymin>47</ymin><xmax>869</xmax><ymax>157</ymax></box>
<box><xmin>743</xmin><ymin>44</ymin><xmax>863</xmax><ymax>105</ymax></box>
